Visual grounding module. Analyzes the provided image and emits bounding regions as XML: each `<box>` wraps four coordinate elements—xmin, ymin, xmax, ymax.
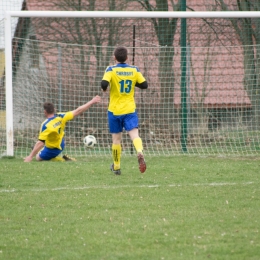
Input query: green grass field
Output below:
<box><xmin>0</xmin><ymin>155</ymin><xmax>259</xmax><ymax>260</ymax></box>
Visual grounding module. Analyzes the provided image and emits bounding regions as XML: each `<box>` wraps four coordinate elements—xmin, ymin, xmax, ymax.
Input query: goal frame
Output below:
<box><xmin>4</xmin><ymin>10</ymin><xmax>260</xmax><ymax>156</ymax></box>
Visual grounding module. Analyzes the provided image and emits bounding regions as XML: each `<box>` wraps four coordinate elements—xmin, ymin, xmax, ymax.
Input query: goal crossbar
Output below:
<box><xmin>5</xmin><ymin>10</ymin><xmax>260</xmax><ymax>18</ymax></box>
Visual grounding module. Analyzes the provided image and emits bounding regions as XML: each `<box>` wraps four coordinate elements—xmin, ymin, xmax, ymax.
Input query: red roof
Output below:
<box><xmin>14</xmin><ymin>0</ymin><xmax>251</xmax><ymax>108</ymax></box>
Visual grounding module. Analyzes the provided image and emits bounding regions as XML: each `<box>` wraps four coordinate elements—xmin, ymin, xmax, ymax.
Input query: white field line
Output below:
<box><xmin>0</xmin><ymin>181</ymin><xmax>254</xmax><ymax>193</ymax></box>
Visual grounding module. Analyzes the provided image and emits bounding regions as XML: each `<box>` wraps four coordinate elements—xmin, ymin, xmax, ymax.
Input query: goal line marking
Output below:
<box><xmin>0</xmin><ymin>181</ymin><xmax>254</xmax><ymax>193</ymax></box>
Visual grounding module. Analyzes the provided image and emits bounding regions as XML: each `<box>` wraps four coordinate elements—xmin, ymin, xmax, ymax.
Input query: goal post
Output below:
<box><xmin>3</xmin><ymin>10</ymin><xmax>260</xmax><ymax>157</ymax></box>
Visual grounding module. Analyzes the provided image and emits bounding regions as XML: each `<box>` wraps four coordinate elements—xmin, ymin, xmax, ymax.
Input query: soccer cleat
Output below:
<box><xmin>137</xmin><ymin>153</ymin><xmax>146</xmax><ymax>173</ymax></box>
<box><xmin>62</xmin><ymin>154</ymin><xmax>76</xmax><ymax>161</ymax></box>
<box><xmin>110</xmin><ymin>164</ymin><xmax>121</xmax><ymax>175</ymax></box>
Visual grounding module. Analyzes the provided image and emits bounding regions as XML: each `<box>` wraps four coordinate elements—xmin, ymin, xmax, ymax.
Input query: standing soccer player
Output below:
<box><xmin>24</xmin><ymin>95</ymin><xmax>101</xmax><ymax>162</ymax></box>
<box><xmin>101</xmin><ymin>46</ymin><xmax>148</xmax><ymax>175</ymax></box>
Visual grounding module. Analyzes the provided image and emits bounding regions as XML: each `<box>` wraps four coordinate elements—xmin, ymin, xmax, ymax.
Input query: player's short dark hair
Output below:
<box><xmin>43</xmin><ymin>102</ymin><xmax>55</xmax><ymax>114</ymax></box>
<box><xmin>114</xmin><ymin>46</ymin><xmax>128</xmax><ymax>63</ymax></box>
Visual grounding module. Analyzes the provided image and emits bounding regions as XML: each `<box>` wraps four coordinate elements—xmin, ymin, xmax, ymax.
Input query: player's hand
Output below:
<box><xmin>24</xmin><ymin>156</ymin><xmax>33</xmax><ymax>162</ymax></box>
<box><xmin>92</xmin><ymin>95</ymin><xmax>101</xmax><ymax>104</ymax></box>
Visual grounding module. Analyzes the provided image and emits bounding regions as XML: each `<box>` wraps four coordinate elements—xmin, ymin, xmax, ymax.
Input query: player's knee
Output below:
<box><xmin>36</xmin><ymin>154</ymin><xmax>43</xmax><ymax>161</ymax></box>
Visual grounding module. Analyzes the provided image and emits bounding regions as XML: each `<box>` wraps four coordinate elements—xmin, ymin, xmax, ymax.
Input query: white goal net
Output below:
<box><xmin>1</xmin><ymin>11</ymin><xmax>260</xmax><ymax>158</ymax></box>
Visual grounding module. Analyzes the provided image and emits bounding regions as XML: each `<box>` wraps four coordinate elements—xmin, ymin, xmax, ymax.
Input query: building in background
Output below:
<box><xmin>0</xmin><ymin>0</ymin><xmax>256</xmax><ymax>133</ymax></box>
<box><xmin>0</xmin><ymin>0</ymin><xmax>24</xmax><ymax>49</ymax></box>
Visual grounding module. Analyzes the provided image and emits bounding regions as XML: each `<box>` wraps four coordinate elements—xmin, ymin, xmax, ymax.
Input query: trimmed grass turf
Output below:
<box><xmin>0</xmin><ymin>155</ymin><xmax>260</xmax><ymax>259</ymax></box>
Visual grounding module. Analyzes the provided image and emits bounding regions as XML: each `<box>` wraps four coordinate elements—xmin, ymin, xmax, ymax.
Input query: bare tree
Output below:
<box><xmin>212</xmin><ymin>0</ymin><xmax>260</xmax><ymax>128</ymax></box>
<box><xmin>32</xmin><ymin>0</ymin><xmax>128</xmax><ymax>90</ymax></box>
<box><xmin>130</xmin><ymin>0</ymin><xmax>181</xmax><ymax>122</ymax></box>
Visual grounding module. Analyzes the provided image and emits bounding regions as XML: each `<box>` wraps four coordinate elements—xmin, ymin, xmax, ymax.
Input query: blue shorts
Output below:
<box><xmin>108</xmin><ymin>111</ymin><xmax>139</xmax><ymax>134</ymax></box>
<box><xmin>38</xmin><ymin>139</ymin><xmax>65</xmax><ymax>160</ymax></box>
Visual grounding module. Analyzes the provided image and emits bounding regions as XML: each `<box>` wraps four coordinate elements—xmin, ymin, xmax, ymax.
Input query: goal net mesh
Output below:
<box><xmin>1</xmin><ymin>12</ymin><xmax>260</xmax><ymax>158</ymax></box>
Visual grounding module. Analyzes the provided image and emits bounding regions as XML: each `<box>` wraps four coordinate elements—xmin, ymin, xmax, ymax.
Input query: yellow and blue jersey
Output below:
<box><xmin>38</xmin><ymin>111</ymin><xmax>74</xmax><ymax>149</ymax></box>
<box><xmin>102</xmin><ymin>63</ymin><xmax>146</xmax><ymax>115</ymax></box>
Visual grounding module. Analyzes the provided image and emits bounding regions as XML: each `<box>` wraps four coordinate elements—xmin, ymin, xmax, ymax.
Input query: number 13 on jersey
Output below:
<box><xmin>119</xmin><ymin>80</ymin><xmax>132</xmax><ymax>93</ymax></box>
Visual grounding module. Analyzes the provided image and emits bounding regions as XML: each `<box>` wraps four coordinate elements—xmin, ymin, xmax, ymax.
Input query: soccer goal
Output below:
<box><xmin>2</xmin><ymin>10</ymin><xmax>260</xmax><ymax>158</ymax></box>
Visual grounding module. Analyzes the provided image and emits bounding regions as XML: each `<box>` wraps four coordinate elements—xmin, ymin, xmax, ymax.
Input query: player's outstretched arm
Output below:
<box><xmin>24</xmin><ymin>140</ymin><xmax>44</xmax><ymax>162</ymax></box>
<box><xmin>72</xmin><ymin>95</ymin><xmax>101</xmax><ymax>117</ymax></box>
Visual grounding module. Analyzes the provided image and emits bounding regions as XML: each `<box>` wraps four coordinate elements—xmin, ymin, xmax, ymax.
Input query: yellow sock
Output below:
<box><xmin>112</xmin><ymin>144</ymin><xmax>121</xmax><ymax>170</ymax></box>
<box><xmin>50</xmin><ymin>156</ymin><xmax>65</xmax><ymax>162</ymax></box>
<box><xmin>133</xmin><ymin>137</ymin><xmax>143</xmax><ymax>154</ymax></box>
